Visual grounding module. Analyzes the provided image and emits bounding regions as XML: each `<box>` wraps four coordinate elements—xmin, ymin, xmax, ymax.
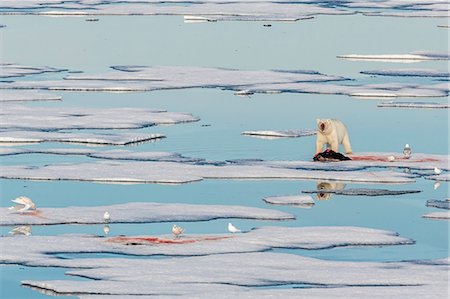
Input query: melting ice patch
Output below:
<box><xmin>0</xmin><ymin>90</ymin><xmax>61</xmax><ymax>102</ymax></box>
<box><xmin>426</xmin><ymin>199</ymin><xmax>450</xmax><ymax>210</ymax></box>
<box><xmin>0</xmin><ymin>131</ymin><xmax>165</xmax><ymax>145</ymax></box>
<box><xmin>361</xmin><ymin>68</ymin><xmax>449</xmax><ymax>78</ymax></box>
<box><xmin>262</xmin><ymin>195</ymin><xmax>315</xmax><ymax>208</ymax></box>
<box><xmin>338</xmin><ymin>52</ymin><xmax>449</xmax><ymax>62</ymax></box>
<box><xmin>0</xmin><ymin>105</ymin><xmax>199</xmax><ymax>131</ymax></box>
<box><xmin>0</xmin><ymin>226</ymin><xmax>414</xmax><ymax>266</ymax></box>
<box><xmin>0</xmin><ymin>160</ymin><xmax>416</xmax><ymax>184</ymax></box>
<box><xmin>15</xmin><ymin>250</ymin><xmax>448</xmax><ymax>297</ymax></box>
<box><xmin>377</xmin><ymin>101</ymin><xmax>449</xmax><ymax>109</ymax></box>
<box><xmin>0</xmin><ymin>63</ymin><xmax>67</xmax><ymax>78</ymax></box>
<box><xmin>0</xmin><ymin>202</ymin><xmax>294</xmax><ymax>226</ymax></box>
<box><xmin>242</xmin><ymin>129</ymin><xmax>316</xmax><ymax>139</ymax></box>
<box><xmin>302</xmin><ymin>188</ymin><xmax>421</xmax><ymax>196</ymax></box>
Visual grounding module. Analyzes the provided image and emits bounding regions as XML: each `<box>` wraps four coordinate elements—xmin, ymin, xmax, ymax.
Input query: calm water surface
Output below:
<box><xmin>0</xmin><ymin>14</ymin><xmax>448</xmax><ymax>298</ymax></box>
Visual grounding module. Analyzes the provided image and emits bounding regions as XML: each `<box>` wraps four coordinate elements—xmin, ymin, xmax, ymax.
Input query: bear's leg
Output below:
<box><xmin>316</xmin><ymin>141</ymin><xmax>324</xmax><ymax>154</ymax></box>
<box><xmin>330</xmin><ymin>140</ymin><xmax>339</xmax><ymax>152</ymax></box>
<box><xmin>343</xmin><ymin>134</ymin><xmax>353</xmax><ymax>154</ymax></box>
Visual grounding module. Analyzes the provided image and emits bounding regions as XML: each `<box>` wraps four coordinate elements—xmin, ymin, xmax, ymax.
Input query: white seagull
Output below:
<box><xmin>172</xmin><ymin>224</ymin><xmax>184</xmax><ymax>238</ymax></box>
<box><xmin>387</xmin><ymin>155</ymin><xmax>395</xmax><ymax>162</ymax></box>
<box><xmin>103</xmin><ymin>211</ymin><xmax>110</xmax><ymax>223</ymax></box>
<box><xmin>9</xmin><ymin>225</ymin><xmax>32</xmax><ymax>236</ymax></box>
<box><xmin>228</xmin><ymin>223</ymin><xmax>241</xmax><ymax>233</ymax></box>
<box><xmin>403</xmin><ymin>144</ymin><xmax>411</xmax><ymax>159</ymax></box>
<box><xmin>434</xmin><ymin>167</ymin><xmax>442</xmax><ymax>175</ymax></box>
<box><xmin>8</xmin><ymin>196</ymin><xmax>36</xmax><ymax>212</ymax></box>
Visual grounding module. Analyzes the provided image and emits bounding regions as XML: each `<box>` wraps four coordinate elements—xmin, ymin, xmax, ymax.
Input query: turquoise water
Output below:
<box><xmin>0</xmin><ymin>13</ymin><xmax>448</xmax><ymax>298</ymax></box>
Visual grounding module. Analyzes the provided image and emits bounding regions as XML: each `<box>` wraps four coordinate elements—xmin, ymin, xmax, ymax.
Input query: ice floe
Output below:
<box><xmin>263</xmin><ymin>195</ymin><xmax>315</xmax><ymax>208</ymax></box>
<box><xmin>422</xmin><ymin>211</ymin><xmax>450</xmax><ymax>220</ymax></box>
<box><xmin>302</xmin><ymin>188</ymin><xmax>421</xmax><ymax>196</ymax></box>
<box><xmin>377</xmin><ymin>101</ymin><xmax>449</xmax><ymax>109</ymax></box>
<box><xmin>1</xmin><ymin>226</ymin><xmax>413</xmax><ymax>267</ymax></box>
<box><xmin>426</xmin><ymin>199</ymin><xmax>450</xmax><ymax>210</ymax></box>
<box><xmin>0</xmin><ymin>90</ymin><xmax>61</xmax><ymax>102</ymax></box>
<box><xmin>242</xmin><ymin>129</ymin><xmax>316</xmax><ymax>139</ymax></box>
<box><xmin>338</xmin><ymin>52</ymin><xmax>449</xmax><ymax>62</ymax></box>
<box><xmin>0</xmin><ymin>105</ymin><xmax>199</xmax><ymax>131</ymax></box>
<box><xmin>17</xmin><ymin>250</ymin><xmax>448</xmax><ymax>298</ymax></box>
<box><xmin>1</xmin><ymin>65</ymin><xmax>448</xmax><ymax>99</ymax></box>
<box><xmin>0</xmin><ymin>63</ymin><xmax>66</xmax><ymax>78</ymax></box>
<box><xmin>0</xmin><ymin>160</ymin><xmax>416</xmax><ymax>184</ymax></box>
<box><xmin>361</xmin><ymin>68</ymin><xmax>449</xmax><ymax>77</ymax></box>
<box><xmin>0</xmin><ymin>131</ymin><xmax>164</xmax><ymax>145</ymax></box>
<box><xmin>0</xmin><ymin>202</ymin><xmax>294</xmax><ymax>226</ymax></box>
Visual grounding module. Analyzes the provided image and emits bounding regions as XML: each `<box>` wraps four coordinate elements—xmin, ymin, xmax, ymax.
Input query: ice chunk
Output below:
<box><xmin>361</xmin><ymin>68</ymin><xmax>449</xmax><ymax>77</ymax></box>
<box><xmin>0</xmin><ymin>131</ymin><xmax>164</xmax><ymax>146</ymax></box>
<box><xmin>0</xmin><ymin>63</ymin><xmax>67</xmax><ymax>78</ymax></box>
<box><xmin>0</xmin><ymin>202</ymin><xmax>294</xmax><ymax>226</ymax></box>
<box><xmin>422</xmin><ymin>212</ymin><xmax>450</xmax><ymax>220</ymax></box>
<box><xmin>0</xmin><ymin>105</ymin><xmax>199</xmax><ymax>131</ymax></box>
<box><xmin>0</xmin><ymin>226</ymin><xmax>414</xmax><ymax>267</ymax></box>
<box><xmin>263</xmin><ymin>195</ymin><xmax>315</xmax><ymax>207</ymax></box>
<box><xmin>0</xmin><ymin>160</ymin><xmax>416</xmax><ymax>184</ymax></box>
<box><xmin>377</xmin><ymin>101</ymin><xmax>449</xmax><ymax>109</ymax></box>
<box><xmin>302</xmin><ymin>188</ymin><xmax>421</xmax><ymax>196</ymax></box>
<box><xmin>242</xmin><ymin>129</ymin><xmax>316</xmax><ymax>139</ymax></box>
<box><xmin>338</xmin><ymin>52</ymin><xmax>449</xmax><ymax>62</ymax></box>
<box><xmin>426</xmin><ymin>199</ymin><xmax>450</xmax><ymax>210</ymax></box>
<box><xmin>0</xmin><ymin>90</ymin><xmax>61</xmax><ymax>102</ymax></box>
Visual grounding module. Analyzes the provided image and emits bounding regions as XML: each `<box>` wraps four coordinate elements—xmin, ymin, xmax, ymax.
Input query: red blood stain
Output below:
<box><xmin>106</xmin><ymin>235</ymin><xmax>232</xmax><ymax>245</ymax></box>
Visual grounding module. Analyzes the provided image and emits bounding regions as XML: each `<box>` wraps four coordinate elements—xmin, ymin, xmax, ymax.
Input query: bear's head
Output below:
<box><xmin>316</xmin><ymin>118</ymin><xmax>332</xmax><ymax>134</ymax></box>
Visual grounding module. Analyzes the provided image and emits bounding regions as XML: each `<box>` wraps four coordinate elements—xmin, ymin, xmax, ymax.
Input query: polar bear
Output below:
<box><xmin>316</xmin><ymin>118</ymin><xmax>352</xmax><ymax>155</ymax></box>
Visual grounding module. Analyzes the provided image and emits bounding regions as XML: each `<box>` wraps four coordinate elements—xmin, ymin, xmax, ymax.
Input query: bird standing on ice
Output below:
<box><xmin>8</xmin><ymin>196</ymin><xmax>36</xmax><ymax>212</ymax></box>
<box><xmin>103</xmin><ymin>211</ymin><xmax>110</xmax><ymax>223</ymax></box>
<box><xmin>172</xmin><ymin>224</ymin><xmax>184</xmax><ymax>238</ymax></box>
<box><xmin>403</xmin><ymin>144</ymin><xmax>411</xmax><ymax>159</ymax></box>
<box><xmin>228</xmin><ymin>223</ymin><xmax>241</xmax><ymax>233</ymax></box>
<box><xmin>434</xmin><ymin>167</ymin><xmax>442</xmax><ymax>175</ymax></box>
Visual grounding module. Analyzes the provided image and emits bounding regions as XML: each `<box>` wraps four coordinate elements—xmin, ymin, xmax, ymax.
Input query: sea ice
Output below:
<box><xmin>0</xmin><ymin>63</ymin><xmax>67</xmax><ymax>78</ymax></box>
<box><xmin>0</xmin><ymin>160</ymin><xmax>416</xmax><ymax>184</ymax></box>
<box><xmin>377</xmin><ymin>101</ymin><xmax>449</xmax><ymax>109</ymax></box>
<box><xmin>337</xmin><ymin>52</ymin><xmax>449</xmax><ymax>62</ymax></box>
<box><xmin>302</xmin><ymin>188</ymin><xmax>421</xmax><ymax>196</ymax></box>
<box><xmin>0</xmin><ymin>90</ymin><xmax>61</xmax><ymax>102</ymax></box>
<box><xmin>0</xmin><ymin>202</ymin><xmax>294</xmax><ymax>226</ymax></box>
<box><xmin>422</xmin><ymin>212</ymin><xmax>450</xmax><ymax>220</ymax></box>
<box><xmin>242</xmin><ymin>129</ymin><xmax>316</xmax><ymax>139</ymax></box>
<box><xmin>0</xmin><ymin>105</ymin><xmax>199</xmax><ymax>130</ymax></box>
<box><xmin>0</xmin><ymin>131</ymin><xmax>165</xmax><ymax>145</ymax></box>
<box><xmin>426</xmin><ymin>199</ymin><xmax>450</xmax><ymax>210</ymax></box>
<box><xmin>262</xmin><ymin>195</ymin><xmax>315</xmax><ymax>207</ymax></box>
<box><xmin>361</xmin><ymin>68</ymin><xmax>449</xmax><ymax>77</ymax></box>
<box><xmin>17</xmin><ymin>250</ymin><xmax>447</xmax><ymax>297</ymax></box>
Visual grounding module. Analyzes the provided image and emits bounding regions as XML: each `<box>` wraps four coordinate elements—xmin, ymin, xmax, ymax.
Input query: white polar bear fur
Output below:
<box><xmin>316</xmin><ymin>118</ymin><xmax>352</xmax><ymax>154</ymax></box>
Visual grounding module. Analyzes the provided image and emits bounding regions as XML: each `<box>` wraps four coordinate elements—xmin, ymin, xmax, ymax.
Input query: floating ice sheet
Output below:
<box><xmin>0</xmin><ymin>160</ymin><xmax>416</xmax><ymax>184</ymax></box>
<box><xmin>377</xmin><ymin>101</ymin><xmax>450</xmax><ymax>109</ymax></box>
<box><xmin>302</xmin><ymin>188</ymin><xmax>421</xmax><ymax>196</ymax></box>
<box><xmin>242</xmin><ymin>129</ymin><xmax>316</xmax><ymax>139</ymax></box>
<box><xmin>1</xmin><ymin>66</ymin><xmax>448</xmax><ymax>99</ymax></box>
<box><xmin>0</xmin><ymin>90</ymin><xmax>61</xmax><ymax>102</ymax></box>
<box><xmin>338</xmin><ymin>52</ymin><xmax>449</xmax><ymax>62</ymax></box>
<box><xmin>263</xmin><ymin>195</ymin><xmax>315</xmax><ymax>207</ymax></box>
<box><xmin>0</xmin><ymin>64</ymin><xmax>67</xmax><ymax>78</ymax></box>
<box><xmin>422</xmin><ymin>212</ymin><xmax>450</xmax><ymax>220</ymax></box>
<box><xmin>1</xmin><ymin>226</ymin><xmax>413</xmax><ymax>267</ymax></box>
<box><xmin>0</xmin><ymin>202</ymin><xmax>294</xmax><ymax>226</ymax></box>
<box><xmin>0</xmin><ymin>131</ymin><xmax>164</xmax><ymax>145</ymax></box>
<box><xmin>426</xmin><ymin>199</ymin><xmax>450</xmax><ymax>210</ymax></box>
<box><xmin>361</xmin><ymin>68</ymin><xmax>449</xmax><ymax>77</ymax></box>
<box><xmin>0</xmin><ymin>105</ymin><xmax>199</xmax><ymax>131</ymax></box>
<box><xmin>16</xmin><ymin>250</ymin><xmax>447</xmax><ymax>298</ymax></box>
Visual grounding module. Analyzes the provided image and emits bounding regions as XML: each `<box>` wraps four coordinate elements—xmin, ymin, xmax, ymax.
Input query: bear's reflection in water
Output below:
<box><xmin>316</xmin><ymin>181</ymin><xmax>346</xmax><ymax>200</ymax></box>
